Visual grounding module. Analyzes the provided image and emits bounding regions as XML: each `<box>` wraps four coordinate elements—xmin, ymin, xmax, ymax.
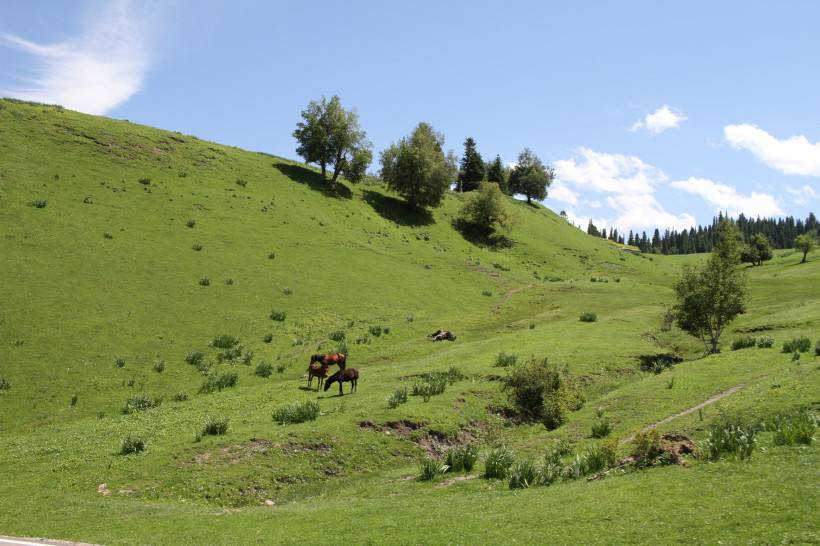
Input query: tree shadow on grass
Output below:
<box><xmin>362</xmin><ymin>190</ymin><xmax>434</xmax><ymax>227</ymax></box>
<box><xmin>452</xmin><ymin>219</ymin><xmax>514</xmax><ymax>249</ymax></box>
<box><xmin>273</xmin><ymin>162</ymin><xmax>352</xmax><ymax>199</ymax></box>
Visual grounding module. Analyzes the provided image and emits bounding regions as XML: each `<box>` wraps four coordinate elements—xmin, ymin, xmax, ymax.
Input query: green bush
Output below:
<box><xmin>120</xmin><ymin>436</ymin><xmax>146</xmax><ymax>455</ymax></box>
<box><xmin>782</xmin><ymin>336</ymin><xmax>811</xmax><ymax>353</ymax></box>
<box><xmin>502</xmin><ymin>357</ymin><xmax>568</xmax><ymax>427</ymax></box>
<box><xmin>103</xmin><ymin>232</ymin><xmax>113</xmax><ymax>239</ymax></box>
<box><xmin>198</xmin><ymin>277</ymin><xmax>210</xmax><ymax>286</ymax></box>
<box><xmin>731</xmin><ymin>336</ymin><xmax>757</xmax><ymax>350</ymax></box>
<box><xmin>186</xmin><ymin>219</ymin><xmax>196</xmax><ymax>228</ymax></box>
<box><xmin>263</xmin><ymin>333</ymin><xmax>273</xmax><ymax>343</ymax></box>
<box><xmin>494</xmin><ymin>352</ymin><xmax>518</xmax><ymax>367</ymax></box>
<box><xmin>268</xmin><ymin>252</ymin><xmax>276</xmax><ymax>259</ymax></box>
<box><xmin>329</xmin><ymin>330</ymin><xmax>346</xmax><ymax>342</ymax></box>
<box><xmin>0</xmin><ymin>377</ymin><xmax>10</xmax><ymax>390</ymax></box>
<box><xmin>412</xmin><ymin>375</ymin><xmax>447</xmax><ymax>401</ymax></box>
<box><xmin>282</xmin><ymin>287</ymin><xmax>292</xmax><ymax>295</ymax></box>
<box><xmin>123</xmin><ymin>393</ymin><xmax>162</xmax><ymax>414</ymax></box>
<box><xmin>191</xmin><ymin>243</ymin><xmax>203</xmax><ymax>251</ymax></box>
<box><xmin>579</xmin><ymin>312</ymin><xmax>597</xmax><ymax>323</ymax></box>
<box><xmin>445</xmin><ymin>444</ymin><xmax>479</xmax><ymax>473</ymax></box>
<box><xmin>767</xmin><ymin>409</ymin><xmax>817</xmax><ymax>446</ymax></box>
<box><xmin>30</xmin><ymin>199</ymin><xmax>48</xmax><ymax>208</ymax></box>
<box><xmin>481</xmin><ymin>290</ymin><xmax>493</xmax><ymax>297</ymax></box>
<box><xmin>387</xmin><ymin>386</ymin><xmax>408</xmax><ymax>409</ymax></box>
<box><xmin>275</xmin><ymin>364</ymin><xmax>286</xmax><ymax>374</ymax></box>
<box><xmin>699</xmin><ymin>416</ymin><xmax>758</xmax><ymax>461</ymax></box>
<box><xmin>70</xmin><ymin>393</ymin><xmax>78</xmax><ymax>407</ymax></box>
<box><xmin>216</xmin><ymin>346</ymin><xmax>243</xmax><ymax>363</ymax></box>
<box><xmin>483</xmin><ymin>446</ymin><xmax>515</xmax><ymax>479</ymax></box>
<box><xmin>138</xmin><ymin>177</ymin><xmax>151</xmax><ymax>185</ymax></box>
<box><xmin>211</xmin><ymin>334</ymin><xmax>239</xmax><ymax>349</ymax></box>
<box><xmin>418</xmin><ymin>456</ymin><xmax>448</xmax><ymax>481</ymax></box>
<box><xmin>199</xmin><ymin>372</ymin><xmax>239</xmax><ymax>394</ymax></box>
<box><xmin>631</xmin><ymin>430</ymin><xmax>666</xmax><ymax>468</ymax></box>
<box><xmin>638</xmin><ymin>353</ymin><xmax>683</xmax><ymax>374</ymax></box>
<box><xmin>202</xmin><ymin>416</ymin><xmax>229</xmax><ymax>436</ymax></box>
<box><xmin>114</xmin><ymin>356</ymin><xmax>126</xmax><ymax>368</ymax></box>
<box><xmin>584</xmin><ymin>441</ymin><xmax>617</xmax><ymax>474</ymax></box>
<box><xmin>174</xmin><ymin>391</ymin><xmax>189</xmax><ymax>402</ymax></box>
<box><xmin>272</xmin><ymin>400</ymin><xmax>320</xmax><ymax>425</ymax></box>
<box><xmin>757</xmin><ymin>336</ymin><xmax>774</xmax><ymax>348</ymax></box>
<box><xmin>591</xmin><ymin>409</ymin><xmax>612</xmax><ymax>438</ymax></box>
<box><xmin>152</xmin><ymin>360</ymin><xmax>166</xmax><ymax>373</ymax></box>
<box><xmin>270</xmin><ymin>310</ymin><xmax>287</xmax><ymax>321</ymax></box>
<box><xmin>508</xmin><ymin>458</ymin><xmax>541</xmax><ymax>489</ymax></box>
<box><xmin>184</xmin><ymin>351</ymin><xmax>205</xmax><ymax>365</ymax></box>
<box><xmin>255</xmin><ymin>361</ymin><xmax>273</xmax><ymax>377</ymax></box>
<box><xmin>368</xmin><ymin>324</ymin><xmax>383</xmax><ymax>337</ymax></box>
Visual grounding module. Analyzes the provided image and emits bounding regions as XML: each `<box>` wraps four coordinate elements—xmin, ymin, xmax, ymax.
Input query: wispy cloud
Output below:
<box><xmin>724</xmin><ymin>124</ymin><xmax>820</xmax><ymax>176</ymax></box>
<box><xmin>630</xmin><ymin>105</ymin><xmax>686</xmax><ymax>134</ymax></box>
<box><xmin>0</xmin><ymin>0</ymin><xmax>154</xmax><ymax>115</ymax></box>
<box><xmin>670</xmin><ymin>177</ymin><xmax>783</xmax><ymax>218</ymax></box>
<box><xmin>553</xmin><ymin>148</ymin><xmax>695</xmax><ymax>232</ymax></box>
<box><xmin>786</xmin><ymin>184</ymin><xmax>818</xmax><ymax>205</ymax></box>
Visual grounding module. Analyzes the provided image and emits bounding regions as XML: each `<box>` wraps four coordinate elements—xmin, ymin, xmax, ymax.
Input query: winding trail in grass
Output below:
<box><xmin>621</xmin><ymin>384</ymin><xmax>745</xmax><ymax>444</ymax></box>
<box><xmin>493</xmin><ymin>283</ymin><xmax>534</xmax><ymax>313</ymax></box>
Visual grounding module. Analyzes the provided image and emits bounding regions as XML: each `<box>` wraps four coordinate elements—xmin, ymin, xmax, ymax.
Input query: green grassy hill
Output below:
<box><xmin>0</xmin><ymin>98</ymin><xmax>817</xmax><ymax>545</ymax></box>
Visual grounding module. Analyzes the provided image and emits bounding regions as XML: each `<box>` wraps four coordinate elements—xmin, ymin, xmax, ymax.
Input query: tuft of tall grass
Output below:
<box><xmin>241</xmin><ymin>350</ymin><xmax>254</xmax><ymax>365</ymax></box>
<box><xmin>494</xmin><ymin>352</ymin><xmax>518</xmax><ymax>367</ymax></box>
<box><xmin>114</xmin><ymin>356</ymin><xmax>126</xmax><ymax>368</ymax></box>
<box><xmin>591</xmin><ymin>409</ymin><xmax>612</xmax><ymax>438</ymax></box>
<box><xmin>368</xmin><ymin>324</ymin><xmax>383</xmax><ymax>337</ymax></box>
<box><xmin>186</xmin><ymin>219</ymin><xmax>196</xmax><ymax>228</ymax></box>
<box><xmin>579</xmin><ymin>312</ymin><xmax>598</xmax><ymax>323</ymax></box>
<box><xmin>387</xmin><ymin>386</ymin><xmax>408</xmax><ymax>409</ymax></box>
<box><xmin>329</xmin><ymin>330</ymin><xmax>346</xmax><ymax>342</ymax></box>
<box><xmin>191</xmin><ymin>243</ymin><xmax>203</xmax><ymax>251</ymax></box>
<box><xmin>445</xmin><ymin>444</ymin><xmax>479</xmax><ymax>473</ymax></box>
<box><xmin>198</xmin><ymin>277</ymin><xmax>211</xmax><ymax>286</ymax></box>
<box><xmin>275</xmin><ymin>364</ymin><xmax>286</xmax><ymax>374</ymax></box>
<box><xmin>767</xmin><ymin>408</ymin><xmax>817</xmax><ymax>446</ymax></box>
<box><xmin>202</xmin><ymin>416</ymin><xmax>229</xmax><ymax>435</ymax></box>
<box><xmin>269</xmin><ymin>310</ymin><xmax>286</xmax><ymax>321</ymax></box>
<box><xmin>584</xmin><ymin>441</ymin><xmax>617</xmax><ymax>474</ymax></box>
<box><xmin>255</xmin><ymin>361</ymin><xmax>273</xmax><ymax>378</ymax></box>
<box><xmin>815</xmin><ymin>340</ymin><xmax>820</xmax><ymax>356</ymax></box>
<box><xmin>481</xmin><ymin>290</ymin><xmax>493</xmax><ymax>297</ymax></box>
<box><xmin>699</xmin><ymin>416</ymin><xmax>759</xmax><ymax>461</ymax></box>
<box><xmin>263</xmin><ymin>333</ymin><xmax>273</xmax><ymax>343</ymax></box>
<box><xmin>631</xmin><ymin>430</ymin><xmax>666</xmax><ymax>468</ymax></box>
<box><xmin>30</xmin><ymin>199</ymin><xmax>48</xmax><ymax>208</ymax></box>
<box><xmin>120</xmin><ymin>436</ymin><xmax>146</xmax><ymax>455</ymax></box>
<box><xmin>782</xmin><ymin>336</ymin><xmax>811</xmax><ymax>353</ymax></box>
<box><xmin>412</xmin><ymin>374</ymin><xmax>448</xmax><ymax>402</ymax></box>
<box><xmin>282</xmin><ymin>287</ymin><xmax>292</xmax><ymax>295</ymax></box>
<box><xmin>418</xmin><ymin>457</ymin><xmax>448</xmax><ymax>481</ymax></box>
<box><xmin>483</xmin><ymin>446</ymin><xmax>515</xmax><ymax>479</ymax></box>
<box><xmin>272</xmin><ymin>399</ymin><xmax>320</xmax><ymax>425</ymax></box>
<box><xmin>184</xmin><ymin>351</ymin><xmax>205</xmax><ymax>365</ymax></box>
<box><xmin>0</xmin><ymin>377</ymin><xmax>10</xmax><ymax>390</ymax></box>
<box><xmin>199</xmin><ymin>372</ymin><xmax>238</xmax><ymax>394</ymax></box>
<box><xmin>123</xmin><ymin>393</ymin><xmax>162</xmax><ymax>414</ymax></box>
<box><xmin>174</xmin><ymin>391</ymin><xmax>189</xmax><ymax>402</ymax></box>
<box><xmin>757</xmin><ymin>336</ymin><xmax>774</xmax><ymax>348</ymax></box>
<box><xmin>731</xmin><ymin>336</ymin><xmax>757</xmax><ymax>350</ymax></box>
<box><xmin>508</xmin><ymin>458</ymin><xmax>541</xmax><ymax>489</ymax></box>
<box><xmin>152</xmin><ymin>360</ymin><xmax>166</xmax><ymax>373</ymax></box>
<box><xmin>211</xmin><ymin>334</ymin><xmax>239</xmax><ymax>349</ymax></box>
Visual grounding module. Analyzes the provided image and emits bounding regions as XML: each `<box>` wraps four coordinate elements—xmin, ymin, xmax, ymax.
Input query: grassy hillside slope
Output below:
<box><xmin>0</xmin><ymin>99</ymin><xmax>817</xmax><ymax>545</ymax></box>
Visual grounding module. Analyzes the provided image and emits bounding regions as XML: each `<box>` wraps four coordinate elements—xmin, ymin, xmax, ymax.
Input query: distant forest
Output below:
<box><xmin>579</xmin><ymin>212</ymin><xmax>819</xmax><ymax>255</ymax></box>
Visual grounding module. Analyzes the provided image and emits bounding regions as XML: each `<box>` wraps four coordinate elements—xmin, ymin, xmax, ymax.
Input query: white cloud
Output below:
<box><xmin>670</xmin><ymin>177</ymin><xmax>783</xmax><ymax>218</ymax></box>
<box><xmin>553</xmin><ymin>148</ymin><xmax>694</xmax><ymax>232</ymax></box>
<box><xmin>724</xmin><ymin>124</ymin><xmax>820</xmax><ymax>176</ymax></box>
<box><xmin>630</xmin><ymin>105</ymin><xmax>686</xmax><ymax>134</ymax></box>
<box><xmin>549</xmin><ymin>183</ymin><xmax>579</xmax><ymax>205</ymax></box>
<box><xmin>0</xmin><ymin>0</ymin><xmax>154</xmax><ymax>115</ymax></box>
<box><xmin>786</xmin><ymin>184</ymin><xmax>818</xmax><ymax>205</ymax></box>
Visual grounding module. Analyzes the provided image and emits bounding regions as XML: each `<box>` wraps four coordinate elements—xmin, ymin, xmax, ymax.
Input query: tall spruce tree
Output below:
<box><xmin>458</xmin><ymin>137</ymin><xmax>485</xmax><ymax>192</ymax></box>
<box><xmin>486</xmin><ymin>155</ymin><xmax>508</xmax><ymax>193</ymax></box>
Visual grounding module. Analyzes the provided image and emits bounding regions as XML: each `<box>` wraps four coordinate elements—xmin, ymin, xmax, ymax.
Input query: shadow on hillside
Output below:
<box><xmin>452</xmin><ymin>219</ymin><xmax>514</xmax><ymax>249</ymax></box>
<box><xmin>362</xmin><ymin>190</ymin><xmax>434</xmax><ymax>226</ymax></box>
<box><xmin>273</xmin><ymin>162</ymin><xmax>352</xmax><ymax>199</ymax></box>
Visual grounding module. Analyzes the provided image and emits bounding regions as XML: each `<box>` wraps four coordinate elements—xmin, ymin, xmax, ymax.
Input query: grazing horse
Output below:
<box><xmin>310</xmin><ymin>352</ymin><xmax>347</xmax><ymax>369</ymax></box>
<box><xmin>324</xmin><ymin>368</ymin><xmax>359</xmax><ymax>395</ymax></box>
<box><xmin>307</xmin><ymin>360</ymin><xmax>330</xmax><ymax>390</ymax></box>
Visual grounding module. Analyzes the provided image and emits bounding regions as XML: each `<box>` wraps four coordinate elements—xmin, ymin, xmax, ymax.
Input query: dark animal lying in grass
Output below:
<box><xmin>324</xmin><ymin>368</ymin><xmax>359</xmax><ymax>395</ymax></box>
<box><xmin>310</xmin><ymin>352</ymin><xmax>347</xmax><ymax>369</ymax></box>
<box><xmin>307</xmin><ymin>360</ymin><xmax>330</xmax><ymax>390</ymax></box>
<box><xmin>428</xmin><ymin>329</ymin><xmax>456</xmax><ymax>341</ymax></box>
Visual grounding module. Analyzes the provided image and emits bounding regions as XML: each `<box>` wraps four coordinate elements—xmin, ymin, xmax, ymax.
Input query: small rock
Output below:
<box><xmin>264</xmin><ymin>499</ymin><xmax>275</xmax><ymax>506</ymax></box>
<box><xmin>97</xmin><ymin>483</ymin><xmax>110</xmax><ymax>496</ymax></box>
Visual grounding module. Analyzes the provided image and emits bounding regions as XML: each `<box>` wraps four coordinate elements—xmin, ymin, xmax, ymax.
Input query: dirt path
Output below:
<box><xmin>493</xmin><ymin>283</ymin><xmax>534</xmax><ymax>313</ymax></box>
<box><xmin>621</xmin><ymin>384</ymin><xmax>745</xmax><ymax>444</ymax></box>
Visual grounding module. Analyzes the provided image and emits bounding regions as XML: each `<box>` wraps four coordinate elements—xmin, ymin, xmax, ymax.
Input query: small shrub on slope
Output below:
<box><xmin>199</xmin><ymin>372</ymin><xmax>238</xmax><ymax>394</ymax></box>
<box><xmin>272</xmin><ymin>400</ymin><xmax>320</xmax><ymax>425</ymax></box>
<box><xmin>123</xmin><ymin>393</ymin><xmax>162</xmax><ymax>414</ymax></box>
<box><xmin>255</xmin><ymin>361</ymin><xmax>273</xmax><ymax>378</ymax></box>
<box><xmin>202</xmin><ymin>416</ymin><xmax>229</xmax><ymax>436</ymax></box>
<box><xmin>579</xmin><ymin>312</ymin><xmax>597</xmax><ymax>323</ymax></box>
<box><xmin>387</xmin><ymin>386</ymin><xmax>408</xmax><ymax>409</ymax></box>
<box><xmin>782</xmin><ymin>336</ymin><xmax>811</xmax><ymax>353</ymax></box>
<box><xmin>731</xmin><ymin>336</ymin><xmax>757</xmax><ymax>350</ymax></box>
<box><xmin>483</xmin><ymin>446</ymin><xmax>515</xmax><ymax>480</ymax></box>
<box><xmin>418</xmin><ymin>457</ymin><xmax>448</xmax><ymax>481</ymax></box>
<box><xmin>120</xmin><ymin>436</ymin><xmax>146</xmax><ymax>455</ymax></box>
<box><xmin>445</xmin><ymin>444</ymin><xmax>479</xmax><ymax>473</ymax></box>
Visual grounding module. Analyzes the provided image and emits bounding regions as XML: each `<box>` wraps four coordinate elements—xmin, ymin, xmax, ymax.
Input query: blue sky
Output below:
<box><xmin>2</xmin><ymin>0</ymin><xmax>819</xmax><ymax>234</ymax></box>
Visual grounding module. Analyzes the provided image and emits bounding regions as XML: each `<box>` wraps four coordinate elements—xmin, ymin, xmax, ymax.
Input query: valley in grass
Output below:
<box><xmin>0</xmin><ymin>98</ymin><xmax>818</xmax><ymax>545</ymax></box>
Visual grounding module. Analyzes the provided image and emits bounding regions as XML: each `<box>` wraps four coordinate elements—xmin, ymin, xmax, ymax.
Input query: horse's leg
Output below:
<box><xmin>307</xmin><ymin>372</ymin><xmax>312</xmax><ymax>389</ymax></box>
<box><xmin>339</xmin><ymin>381</ymin><xmax>344</xmax><ymax>396</ymax></box>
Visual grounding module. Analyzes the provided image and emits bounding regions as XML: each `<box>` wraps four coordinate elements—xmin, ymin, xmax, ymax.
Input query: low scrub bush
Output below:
<box><xmin>217</xmin><ymin>346</ymin><xmax>243</xmax><ymax>363</ymax></box>
<box><xmin>268</xmin><ymin>252</ymin><xmax>276</xmax><ymax>259</ymax></box>
<box><xmin>123</xmin><ymin>393</ymin><xmax>162</xmax><ymax>414</ymax></box>
<box><xmin>501</xmin><ymin>357</ymin><xmax>576</xmax><ymax>429</ymax></box>
<box><xmin>579</xmin><ymin>312</ymin><xmax>597</xmax><ymax>323</ymax></box>
<box><xmin>368</xmin><ymin>324</ymin><xmax>383</xmax><ymax>337</ymax></box>
<box><xmin>120</xmin><ymin>436</ymin><xmax>146</xmax><ymax>455</ymax></box>
<box><xmin>757</xmin><ymin>336</ymin><xmax>774</xmax><ymax>348</ymax></box>
<box><xmin>224</xmin><ymin>278</ymin><xmax>234</xmax><ymax>286</ymax></box>
<box><xmin>782</xmin><ymin>336</ymin><xmax>811</xmax><ymax>353</ymax></box>
<box><xmin>481</xmin><ymin>290</ymin><xmax>493</xmax><ymax>297</ymax></box>
<box><xmin>211</xmin><ymin>334</ymin><xmax>239</xmax><ymax>349</ymax></box>
<box><xmin>103</xmin><ymin>232</ymin><xmax>113</xmax><ymax>239</ymax></box>
<box><xmin>152</xmin><ymin>360</ymin><xmax>166</xmax><ymax>373</ymax></box>
<box><xmin>731</xmin><ymin>336</ymin><xmax>757</xmax><ymax>350</ymax></box>
<box><xmin>272</xmin><ymin>399</ymin><xmax>320</xmax><ymax>424</ymax></box>
<box><xmin>275</xmin><ymin>363</ymin><xmax>286</xmax><ymax>373</ymax></box>
<box><xmin>638</xmin><ymin>353</ymin><xmax>683</xmax><ymax>374</ymax></box>
<box><xmin>30</xmin><ymin>199</ymin><xmax>48</xmax><ymax>208</ymax></box>
<box><xmin>356</xmin><ymin>334</ymin><xmax>371</xmax><ymax>345</ymax></box>
<box><xmin>191</xmin><ymin>243</ymin><xmax>203</xmax><ymax>251</ymax></box>
<box><xmin>138</xmin><ymin>177</ymin><xmax>151</xmax><ymax>185</ymax></box>
<box><xmin>815</xmin><ymin>340</ymin><xmax>820</xmax><ymax>356</ymax></box>
<box><xmin>255</xmin><ymin>361</ymin><xmax>273</xmax><ymax>377</ymax></box>
<box><xmin>199</xmin><ymin>372</ymin><xmax>239</xmax><ymax>394</ymax></box>
<box><xmin>174</xmin><ymin>391</ymin><xmax>189</xmax><ymax>402</ymax></box>
<box><xmin>699</xmin><ymin>416</ymin><xmax>758</xmax><ymax>461</ymax></box>
<box><xmin>494</xmin><ymin>352</ymin><xmax>518</xmax><ymax>367</ymax></box>
<box><xmin>412</xmin><ymin>375</ymin><xmax>447</xmax><ymax>401</ymax></box>
<box><xmin>263</xmin><ymin>333</ymin><xmax>273</xmax><ymax>343</ymax></box>
<box><xmin>591</xmin><ymin>409</ymin><xmax>612</xmax><ymax>438</ymax></box>
<box><xmin>241</xmin><ymin>350</ymin><xmax>254</xmax><ymax>365</ymax></box>
<box><xmin>282</xmin><ymin>287</ymin><xmax>292</xmax><ymax>295</ymax></box>
<box><xmin>70</xmin><ymin>393</ymin><xmax>78</xmax><ymax>407</ymax></box>
<box><xmin>445</xmin><ymin>444</ymin><xmax>479</xmax><ymax>473</ymax></box>
<box><xmin>631</xmin><ymin>430</ymin><xmax>666</xmax><ymax>468</ymax></box>
<box><xmin>767</xmin><ymin>408</ymin><xmax>817</xmax><ymax>446</ymax></box>
<box><xmin>508</xmin><ymin>458</ymin><xmax>541</xmax><ymax>489</ymax></box>
<box><xmin>418</xmin><ymin>456</ymin><xmax>448</xmax><ymax>481</ymax></box>
<box><xmin>270</xmin><ymin>310</ymin><xmax>287</xmax><ymax>321</ymax></box>
<box><xmin>198</xmin><ymin>277</ymin><xmax>211</xmax><ymax>286</ymax></box>
<box><xmin>0</xmin><ymin>378</ymin><xmax>10</xmax><ymax>390</ymax></box>
<box><xmin>483</xmin><ymin>446</ymin><xmax>515</xmax><ymax>479</ymax></box>
<box><xmin>329</xmin><ymin>330</ymin><xmax>345</xmax><ymax>342</ymax></box>
<box><xmin>387</xmin><ymin>386</ymin><xmax>408</xmax><ymax>409</ymax></box>
<box><xmin>584</xmin><ymin>441</ymin><xmax>617</xmax><ymax>474</ymax></box>
<box><xmin>186</xmin><ymin>219</ymin><xmax>196</xmax><ymax>228</ymax></box>
<box><xmin>202</xmin><ymin>416</ymin><xmax>229</xmax><ymax>436</ymax></box>
<box><xmin>185</xmin><ymin>351</ymin><xmax>205</xmax><ymax>365</ymax></box>
<box><xmin>114</xmin><ymin>356</ymin><xmax>126</xmax><ymax>368</ymax></box>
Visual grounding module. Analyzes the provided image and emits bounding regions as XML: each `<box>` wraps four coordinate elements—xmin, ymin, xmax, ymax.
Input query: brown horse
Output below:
<box><xmin>310</xmin><ymin>352</ymin><xmax>347</xmax><ymax>369</ymax></box>
<box><xmin>307</xmin><ymin>361</ymin><xmax>330</xmax><ymax>390</ymax></box>
<box><xmin>324</xmin><ymin>368</ymin><xmax>358</xmax><ymax>395</ymax></box>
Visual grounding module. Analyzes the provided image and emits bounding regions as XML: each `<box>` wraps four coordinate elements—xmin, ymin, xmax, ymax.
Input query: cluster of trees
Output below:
<box><xmin>586</xmin><ymin>213</ymin><xmax>819</xmax><ymax>255</ymax></box>
<box><xmin>293</xmin><ymin>96</ymin><xmax>554</xmax><ymax>234</ymax></box>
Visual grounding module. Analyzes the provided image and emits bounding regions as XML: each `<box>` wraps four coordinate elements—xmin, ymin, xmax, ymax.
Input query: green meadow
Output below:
<box><xmin>0</xmin><ymin>99</ymin><xmax>817</xmax><ymax>545</ymax></box>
